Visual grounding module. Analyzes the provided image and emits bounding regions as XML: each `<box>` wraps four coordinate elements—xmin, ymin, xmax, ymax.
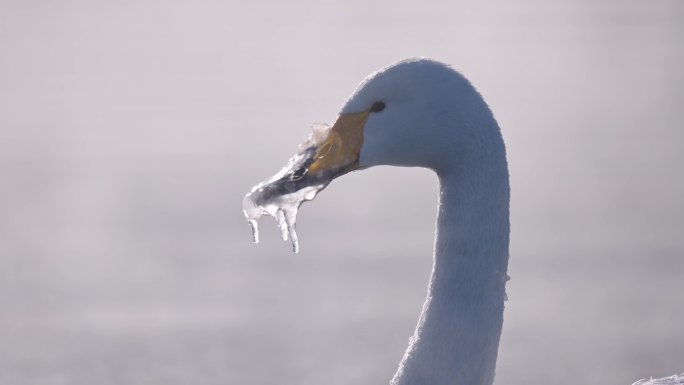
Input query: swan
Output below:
<box><xmin>243</xmin><ymin>58</ymin><xmax>681</xmax><ymax>385</ymax></box>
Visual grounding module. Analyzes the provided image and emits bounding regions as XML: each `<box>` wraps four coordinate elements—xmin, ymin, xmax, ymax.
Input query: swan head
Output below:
<box><xmin>243</xmin><ymin>58</ymin><xmax>506</xmax><ymax>252</ymax></box>
<box><xmin>306</xmin><ymin>58</ymin><xmax>500</xmax><ymax>178</ymax></box>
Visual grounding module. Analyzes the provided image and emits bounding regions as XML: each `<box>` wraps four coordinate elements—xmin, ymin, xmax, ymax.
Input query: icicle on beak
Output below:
<box><xmin>242</xmin><ymin>111</ymin><xmax>370</xmax><ymax>253</ymax></box>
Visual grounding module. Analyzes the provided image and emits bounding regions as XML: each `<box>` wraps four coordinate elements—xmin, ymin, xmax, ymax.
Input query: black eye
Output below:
<box><xmin>370</xmin><ymin>101</ymin><xmax>385</xmax><ymax>113</ymax></box>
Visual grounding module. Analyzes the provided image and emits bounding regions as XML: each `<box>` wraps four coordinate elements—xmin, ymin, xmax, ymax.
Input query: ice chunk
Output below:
<box><xmin>243</xmin><ymin>123</ymin><xmax>339</xmax><ymax>253</ymax></box>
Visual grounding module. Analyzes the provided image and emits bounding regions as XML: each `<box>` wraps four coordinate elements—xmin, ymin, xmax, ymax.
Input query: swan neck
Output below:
<box><xmin>392</xmin><ymin>159</ymin><xmax>510</xmax><ymax>385</ymax></box>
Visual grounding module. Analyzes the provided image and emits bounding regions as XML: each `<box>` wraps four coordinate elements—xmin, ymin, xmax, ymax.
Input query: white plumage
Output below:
<box><xmin>342</xmin><ymin>58</ymin><xmax>681</xmax><ymax>385</ymax></box>
<box><xmin>346</xmin><ymin>58</ymin><xmax>509</xmax><ymax>385</ymax></box>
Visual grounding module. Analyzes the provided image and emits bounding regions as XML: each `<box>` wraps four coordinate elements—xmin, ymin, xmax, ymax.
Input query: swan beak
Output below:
<box><xmin>305</xmin><ymin>111</ymin><xmax>369</xmax><ymax>177</ymax></box>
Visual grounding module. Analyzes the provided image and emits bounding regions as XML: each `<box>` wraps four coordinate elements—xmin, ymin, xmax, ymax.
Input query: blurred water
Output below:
<box><xmin>1</xmin><ymin>1</ymin><xmax>683</xmax><ymax>384</ymax></box>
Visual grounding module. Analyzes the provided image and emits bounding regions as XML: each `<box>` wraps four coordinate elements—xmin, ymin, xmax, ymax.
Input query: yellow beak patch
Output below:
<box><xmin>306</xmin><ymin>111</ymin><xmax>369</xmax><ymax>176</ymax></box>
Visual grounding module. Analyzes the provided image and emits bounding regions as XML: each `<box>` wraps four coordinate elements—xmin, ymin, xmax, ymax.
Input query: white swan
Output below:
<box><xmin>244</xmin><ymin>58</ymin><xmax>681</xmax><ymax>385</ymax></box>
<box><xmin>344</xmin><ymin>58</ymin><xmax>509</xmax><ymax>385</ymax></box>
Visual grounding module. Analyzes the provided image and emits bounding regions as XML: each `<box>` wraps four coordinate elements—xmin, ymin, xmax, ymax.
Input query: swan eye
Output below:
<box><xmin>370</xmin><ymin>101</ymin><xmax>385</xmax><ymax>113</ymax></box>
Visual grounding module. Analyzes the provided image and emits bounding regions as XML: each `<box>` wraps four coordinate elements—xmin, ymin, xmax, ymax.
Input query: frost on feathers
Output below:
<box><xmin>633</xmin><ymin>373</ymin><xmax>684</xmax><ymax>385</ymax></box>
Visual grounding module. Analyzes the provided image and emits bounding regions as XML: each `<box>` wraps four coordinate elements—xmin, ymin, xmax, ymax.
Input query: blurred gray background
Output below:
<box><xmin>1</xmin><ymin>1</ymin><xmax>682</xmax><ymax>384</ymax></box>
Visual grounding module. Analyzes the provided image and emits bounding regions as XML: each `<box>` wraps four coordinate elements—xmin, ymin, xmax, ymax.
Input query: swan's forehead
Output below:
<box><xmin>341</xmin><ymin>67</ymin><xmax>407</xmax><ymax>113</ymax></box>
<box><xmin>340</xmin><ymin>58</ymin><xmax>455</xmax><ymax>114</ymax></box>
